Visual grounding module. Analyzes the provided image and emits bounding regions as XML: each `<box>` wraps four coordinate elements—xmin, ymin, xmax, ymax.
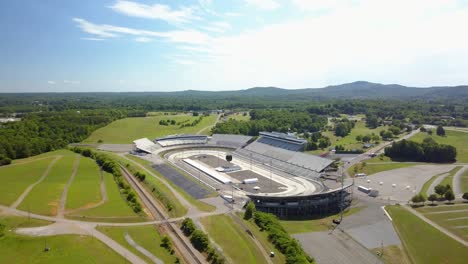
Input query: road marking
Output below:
<box><xmin>381</xmin><ymin>206</ymin><xmax>393</xmax><ymax>221</ymax></box>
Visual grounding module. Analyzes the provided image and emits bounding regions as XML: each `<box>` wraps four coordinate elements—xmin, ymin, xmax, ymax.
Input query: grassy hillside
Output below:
<box><xmin>66</xmin><ymin>157</ymin><xmax>102</xmax><ymax>210</ymax></box>
<box><xmin>83</xmin><ymin>114</ymin><xmax>217</xmax><ymax>144</ymax></box>
<box><xmin>387</xmin><ymin>205</ymin><xmax>468</xmax><ymax>264</ymax></box>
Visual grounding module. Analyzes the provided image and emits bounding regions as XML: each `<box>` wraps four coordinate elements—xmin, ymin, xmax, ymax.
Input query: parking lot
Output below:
<box><xmin>228</xmin><ymin>170</ymin><xmax>286</xmax><ymax>193</ymax></box>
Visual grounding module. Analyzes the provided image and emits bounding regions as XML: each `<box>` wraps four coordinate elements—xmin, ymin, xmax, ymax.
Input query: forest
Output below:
<box><xmin>384</xmin><ymin>138</ymin><xmax>457</xmax><ymax>163</ymax></box>
<box><xmin>0</xmin><ymin>110</ymin><xmax>124</xmax><ymax>160</ymax></box>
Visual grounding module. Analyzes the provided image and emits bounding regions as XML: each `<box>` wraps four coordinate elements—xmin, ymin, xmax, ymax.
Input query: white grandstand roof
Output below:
<box><xmin>133</xmin><ymin>138</ymin><xmax>158</xmax><ymax>153</ymax></box>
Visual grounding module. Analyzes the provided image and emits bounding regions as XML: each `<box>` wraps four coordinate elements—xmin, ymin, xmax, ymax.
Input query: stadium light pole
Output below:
<box><xmin>269</xmin><ymin>159</ymin><xmax>272</xmax><ymax>190</ymax></box>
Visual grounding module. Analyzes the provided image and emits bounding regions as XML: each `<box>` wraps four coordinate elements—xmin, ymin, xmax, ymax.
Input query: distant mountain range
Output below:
<box><xmin>147</xmin><ymin>81</ymin><xmax>468</xmax><ymax>100</ymax></box>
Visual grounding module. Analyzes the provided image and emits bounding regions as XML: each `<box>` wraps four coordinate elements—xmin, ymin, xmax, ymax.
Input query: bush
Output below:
<box><xmin>253</xmin><ymin>212</ymin><xmax>312</xmax><ymax>263</ymax></box>
<box><xmin>181</xmin><ymin>218</ymin><xmax>196</xmax><ymax>236</ymax></box>
<box><xmin>190</xmin><ymin>230</ymin><xmax>210</xmax><ymax>252</ymax></box>
<box><xmin>0</xmin><ymin>155</ymin><xmax>12</xmax><ymax>166</ymax></box>
<box><xmin>244</xmin><ymin>201</ymin><xmax>256</xmax><ymax>220</ymax></box>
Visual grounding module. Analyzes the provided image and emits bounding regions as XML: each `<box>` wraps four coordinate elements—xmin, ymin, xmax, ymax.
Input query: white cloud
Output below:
<box><xmin>201</xmin><ymin>21</ymin><xmax>231</xmax><ymax>33</ymax></box>
<box><xmin>244</xmin><ymin>0</ymin><xmax>280</xmax><ymax>10</ymax></box>
<box><xmin>291</xmin><ymin>0</ymin><xmax>351</xmax><ymax>12</ymax></box>
<box><xmin>174</xmin><ymin>59</ymin><xmax>197</xmax><ymax>65</ymax></box>
<box><xmin>73</xmin><ymin>18</ymin><xmax>210</xmax><ymax>45</ymax></box>
<box><xmin>184</xmin><ymin>0</ymin><xmax>468</xmax><ymax>88</ymax></box>
<box><xmin>47</xmin><ymin>81</ymin><xmax>55</xmax><ymax>84</ymax></box>
<box><xmin>63</xmin><ymin>80</ymin><xmax>80</xmax><ymax>84</ymax></box>
<box><xmin>135</xmin><ymin>37</ymin><xmax>152</xmax><ymax>43</ymax></box>
<box><xmin>109</xmin><ymin>1</ymin><xmax>198</xmax><ymax>24</ymax></box>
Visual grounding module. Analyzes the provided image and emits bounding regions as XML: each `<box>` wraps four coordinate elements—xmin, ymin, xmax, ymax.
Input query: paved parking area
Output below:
<box><xmin>295</xmin><ymin>230</ymin><xmax>382</xmax><ymax>264</ymax></box>
<box><xmin>194</xmin><ymin>154</ymin><xmax>232</xmax><ymax>168</ymax></box>
<box><xmin>151</xmin><ymin>164</ymin><xmax>212</xmax><ymax>199</ymax></box>
<box><xmin>354</xmin><ymin>165</ymin><xmax>455</xmax><ymax>201</ymax></box>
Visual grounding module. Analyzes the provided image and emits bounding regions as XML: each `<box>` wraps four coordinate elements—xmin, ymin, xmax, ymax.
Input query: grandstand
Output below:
<box><xmin>234</xmin><ymin>141</ymin><xmax>333</xmax><ymax>180</ymax></box>
<box><xmin>133</xmin><ymin>138</ymin><xmax>160</xmax><ymax>153</ymax></box>
<box><xmin>207</xmin><ymin>134</ymin><xmax>252</xmax><ymax>148</ymax></box>
<box><xmin>156</xmin><ymin>134</ymin><xmax>207</xmax><ymax>147</ymax></box>
<box><xmin>257</xmin><ymin>131</ymin><xmax>307</xmax><ymax>151</ymax></box>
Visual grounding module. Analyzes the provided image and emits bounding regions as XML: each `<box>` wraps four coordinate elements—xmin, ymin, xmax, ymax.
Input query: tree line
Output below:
<box><xmin>0</xmin><ymin>110</ymin><xmax>124</xmax><ymax>161</ymax></box>
<box><xmin>384</xmin><ymin>138</ymin><xmax>457</xmax><ymax>163</ymax></box>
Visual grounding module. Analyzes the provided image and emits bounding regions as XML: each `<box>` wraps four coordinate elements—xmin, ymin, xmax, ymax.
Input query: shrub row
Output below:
<box><xmin>180</xmin><ymin>218</ymin><xmax>225</xmax><ymax>264</ymax></box>
<box><xmin>180</xmin><ymin>116</ymin><xmax>204</xmax><ymax>128</ymax></box>
<box><xmin>70</xmin><ymin>147</ymin><xmax>142</xmax><ymax>213</ymax></box>
<box><xmin>254</xmin><ymin>212</ymin><xmax>314</xmax><ymax>264</ymax></box>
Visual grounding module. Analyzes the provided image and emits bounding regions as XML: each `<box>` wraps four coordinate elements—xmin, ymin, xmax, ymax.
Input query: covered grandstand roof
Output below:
<box><xmin>258</xmin><ymin>131</ymin><xmax>307</xmax><ymax>151</ymax></box>
<box><xmin>156</xmin><ymin>134</ymin><xmax>207</xmax><ymax>147</ymax></box>
<box><xmin>243</xmin><ymin>141</ymin><xmax>333</xmax><ymax>172</ymax></box>
<box><xmin>208</xmin><ymin>134</ymin><xmax>253</xmax><ymax>148</ymax></box>
<box><xmin>133</xmin><ymin>138</ymin><xmax>159</xmax><ymax>153</ymax></box>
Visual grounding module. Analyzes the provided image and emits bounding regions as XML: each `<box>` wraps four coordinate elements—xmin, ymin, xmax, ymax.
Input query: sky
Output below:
<box><xmin>2</xmin><ymin>0</ymin><xmax>468</xmax><ymax>92</ymax></box>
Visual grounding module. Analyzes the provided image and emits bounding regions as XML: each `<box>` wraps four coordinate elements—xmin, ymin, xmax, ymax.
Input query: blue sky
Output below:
<box><xmin>2</xmin><ymin>0</ymin><xmax>468</xmax><ymax>92</ymax></box>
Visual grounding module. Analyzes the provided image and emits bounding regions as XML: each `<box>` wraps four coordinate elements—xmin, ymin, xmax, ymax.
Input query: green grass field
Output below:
<box><xmin>386</xmin><ymin>205</ymin><xmax>468</xmax><ymax>264</ymax></box>
<box><xmin>124</xmin><ymin>154</ymin><xmax>216</xmax><ymax>215</ymax></box>
<box><xmin>370</xmin><ymin>245</ymin><xmax>410</xmax><ymax>264</ymax></box>
<box><xmin>97</xmin><ymin>225</ymin><xmax>178</xmax><ymax>264</ymax></box>
<box><xmin>72</xmin><ymin>171</ymin><xmax>140</xmax><ymax>219</ymax></box>
<box><xmin>415</xmin><ymin>204</ymin><xmax>468</xmax><ymax>242</ymax></box>
<box><xmin>18</xmin><ymin>154</ymin><xmax>78</xmax><ymax>216</ymax></box>
<box><xmin>226</xmin><ymin>112</ymin><xmax>250</xmax><ymax>121</ymax></box>
<box><xmin>439</xmin><ymin>166</ymin><xmax>463</xmax><ymax>188</ymax></box>
<box><xmin>0</xmin><ymin>216</ymin><xmax>125</xmax><ymax>264</ymax></box>
<box><xmin>322</xmin><ymin>121</ymin><xmax>387</xmax><ymax>150</ymax></box>
<box><xmin>411</xmin><ymin>130</ymin><xmax>468</xmax><ymax>163</ymax></box>
<box><xmin>418</xmin><ymin>170</ymin><xmax>452</xmax><ymax>198</ymax></box>
<box><xmin>83</xmin><ymin>114</ymin><xmax>217</xmax><ymax>144</ymax></box>
<box><xmin>280</xmin><ymin>207</ymin><xmax>363</xmax><ymax>234</ymax></box>
<box><xmin>0</xmin><ymin>157</ymin><xmax>57</xmax><ymax>206</ymax></box>
<box><xmin>348</xmin><ymin>162</ymin><xmax>416</xmax><ymax>176</ymax></box>
<box><xmin>461</xmin><ymin>168</ymin><xmax>468</xmax><ymax>193</ymax></box>
<box><xmin>241</xmin><ymin>216</ymin><xmax>286</xmax><ymax>264</ymax></box>
<box><xmin>201</xmin><ymin>215</ymin><xmax>268</xmax><ymax>264</ymax></box>
<box><xmin>65</xmin><ymin>157</ymin><xmax>101</xmax><ymax>210</ymax></box>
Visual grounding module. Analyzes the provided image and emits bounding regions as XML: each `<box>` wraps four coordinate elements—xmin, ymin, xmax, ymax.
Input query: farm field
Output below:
<box><xmin>17</xmin><ymin>154</ymin><xmax>78</xmax><ymax>216</ymax></box>
<box><xmin>201</xmin><ymin>214</ymin><xmax>268</xmax><ymax>264</ymax></box>
<box><xmin>83</xmin><ymin>114</ymin><xmax>217</xmax><ymax>144</ymax></box>
<box><xmin>0</xmin><ymin>157</ymin><xmax>57</xmax><ymax>205</ymax></box>
<box><xmin>411</xmin><ymin>130</ymin><xmax>468</xmax><ymax>163</ymax></box>
<box><xmin>70</xmin><ymin>171</ymin><xmax>142</xmax><ymax>220</ymax></box>
<box><xmin>0</xmin><ymin>216</ymin><xmax>124</xmax><ymax>264</ymax></box>
<box><xmin>65</xmin><ymin>157</ymin><xmax>101</xmax><ymax>210</ymax></box>
<box><xmin>280</xmin><ymin>207</ymin><xmax>363</xmax><ymax>234</ymax></box>
<box><xmin>97</xmin><ymin>225</ymin><xmax>178</xmax><ymax>264</ymax></box>
<box><xmin>386</xmin><ymin>205</ymin><xmax>468</xmax><ymax>264</ymax></box>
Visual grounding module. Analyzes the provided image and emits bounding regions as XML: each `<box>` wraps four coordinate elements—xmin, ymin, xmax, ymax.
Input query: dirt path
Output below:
<box><xmin>196</xmin><ymin>114</ymin><xmax>221</xmax><ymax>135</ymax></box>
<box><xmin>403</xmin><ymin>205</ymin><xmax>468</xmax><ymax>247</ymax></box>
<box><xmin>125</xmin><ymin>232</ymin><xmax>163</xmax><ymax>264</ymax></box>
<box><xmin>229</xmin><ymin>213</ymin><xmax>274</xmax><ymax>264</ymax></box>
<box><xmin>57</xmin><ymin>155</ymin><xmax>80</xmax><ymax>218</ymax></box>
<box><xmin>453</xmin><ymin>166</ymin><xmax>467</xmax><ymax>198</ymax></box>
<box><xmin>66</xmin><ymin>168</ymin><xmax>108</xmax><ymax>215</ymax></box>
<box><xmin>10</xmin><ymin>156</ymin><xmax>62</xmax><ymax>209</ymax></box>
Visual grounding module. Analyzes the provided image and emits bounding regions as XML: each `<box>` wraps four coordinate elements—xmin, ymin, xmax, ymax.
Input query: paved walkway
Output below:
<box><xmin>10</xmin><ymin>156</ymin><xmax>61</xmax><ymax>209</ymax></box>
<box><xmin>403</xmin><ymin>205</ymin><xmax>468</xmax><ymax>247</ymax></box>
<box><xmin>453</xmin><ymin>166</ymin><xmax>467</xmax><ymax>198</ymax></box>
<box><xmin>125</xmin><ymin>232</ymin><xmax>163</xmax><ymax>264</ymax></box>
<box><xmin>57</xmin><ymin>155</ymin><xmax>80</xmax><ymax>218</ymax></box>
